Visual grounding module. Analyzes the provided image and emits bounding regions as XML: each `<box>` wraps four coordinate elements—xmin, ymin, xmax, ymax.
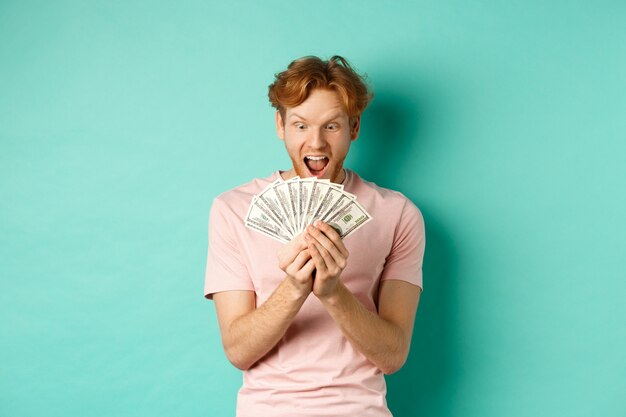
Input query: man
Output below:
<box><xmin>204</xmin><ymin>55</ymin><xmax>425</xmax><ymax>417</ymax></box>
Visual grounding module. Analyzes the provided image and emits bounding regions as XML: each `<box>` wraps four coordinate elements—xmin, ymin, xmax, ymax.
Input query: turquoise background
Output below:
<box><xmin>1</xmin><ymin>1</ymin><xmax>625</xmax><ymax>416</ymax></box>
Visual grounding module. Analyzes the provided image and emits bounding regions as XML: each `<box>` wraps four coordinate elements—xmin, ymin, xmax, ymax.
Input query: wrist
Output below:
<box><xmin>317</xmin><ymin>280</ymin><xmax>343</xmax><ymax>306</ymax></box>
<box><xmin>284</xmin><ymin>275</ymin><xmax>312</xmax><ymax>300</ymax></box>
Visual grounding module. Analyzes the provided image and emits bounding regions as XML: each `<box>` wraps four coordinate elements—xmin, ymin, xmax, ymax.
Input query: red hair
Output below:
<box><xmin>268</xmin><ymin>55</ymin><xmax>373</xmax><ymax>125</ymax></box>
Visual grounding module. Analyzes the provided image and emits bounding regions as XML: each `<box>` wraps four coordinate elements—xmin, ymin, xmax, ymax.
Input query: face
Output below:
<box><xmin>276</xmin><ymin>88</ymin><xmax>360</xmax><ymax>183</ymax></box>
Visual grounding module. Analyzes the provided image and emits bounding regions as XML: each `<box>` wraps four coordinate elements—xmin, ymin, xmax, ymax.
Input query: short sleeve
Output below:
<box><xmin>380</xmin><ymin>199</ymin><xmax>426</xmax><ymax>291</ymax></box>
<box><xmin>204</xmin><ymin>197</ymin><xmax>255</xmax><ymax>300</ymax></box>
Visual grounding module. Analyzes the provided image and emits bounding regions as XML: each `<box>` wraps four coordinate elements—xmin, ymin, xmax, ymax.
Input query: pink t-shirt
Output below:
<box><xmin>204</xmin><ymin>169</ymin><xmax>425</xmax><ymax>417</ymax></box>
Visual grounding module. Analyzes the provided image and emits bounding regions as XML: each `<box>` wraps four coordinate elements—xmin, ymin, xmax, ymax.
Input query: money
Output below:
<box><xmin>244</xmin><ymin>197</ymin><xmax>292</xmax><ymax>243</ymax></box>
<box><xmin>244</xmin><ymin>176</ymin><xmax>372</xmax><ymax>242</ymax></box>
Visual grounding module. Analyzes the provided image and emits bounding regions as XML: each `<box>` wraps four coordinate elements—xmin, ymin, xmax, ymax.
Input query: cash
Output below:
<box><xmin>244</xmin><ymin>176</ymin><xmax>372</xmax><ymax>243</ymax></box>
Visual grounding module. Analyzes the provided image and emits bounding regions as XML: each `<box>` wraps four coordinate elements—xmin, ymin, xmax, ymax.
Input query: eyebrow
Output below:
<box><xmin>288</xmin><ymin>112</ymin><xmax>343</xmax><ymax>122</ymax></box>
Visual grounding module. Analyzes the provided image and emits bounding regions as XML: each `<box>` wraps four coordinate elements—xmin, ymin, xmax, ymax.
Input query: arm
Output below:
<box><xmin>213</xmin><ymin>276</ymin><xmax>308</xmax><ymax>371</ymax></box>
<box><xmin>305</xmin><ymin>221</ymin><xmax>422</xmax><ymax>374</ymax></box>
<box><xmin>213</xmin><ymin>235</ymin><xmax>314</xmax><ymax>371</ymax></box>
<box><xmin>318</xmin><ymin>279</ymin><xmax>421</xmax><ymax>375</ymax></box>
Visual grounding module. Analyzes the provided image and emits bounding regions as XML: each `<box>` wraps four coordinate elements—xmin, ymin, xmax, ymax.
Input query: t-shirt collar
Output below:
<box><xmin>275</xmin><ymin>168</ymin><xmax>351</xmax><ymax>186</ymax></box>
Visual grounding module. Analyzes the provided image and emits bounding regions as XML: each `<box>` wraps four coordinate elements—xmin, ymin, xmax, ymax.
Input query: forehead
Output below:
<box><xmin>285</xmin><ymin>89</ymin><xmax>349</xmax><ymax>121</ymax></box>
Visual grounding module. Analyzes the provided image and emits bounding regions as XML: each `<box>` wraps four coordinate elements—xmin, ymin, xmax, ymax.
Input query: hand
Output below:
<box><xmin>305</xmin><ymin>221</ymin><xmax>350</xmax><ymax>300</ymax></box>
<box><xmin>277</xmin><ymin>232</ymin><xmax>315</xmax><ymax>296</ymax></box>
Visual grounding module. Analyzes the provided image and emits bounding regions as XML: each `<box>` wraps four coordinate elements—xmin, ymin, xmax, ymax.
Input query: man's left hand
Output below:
<box><xmin>305</xmin><ymin>220</ymin><xmax>349</xmax><ymax>300</ymax></box>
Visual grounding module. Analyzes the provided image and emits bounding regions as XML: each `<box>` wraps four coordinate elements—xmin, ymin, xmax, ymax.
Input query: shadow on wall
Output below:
<box><xmin>352</xmin><ymin>85</ymin><xmax>460</xmax><ymax>417</ymax></box>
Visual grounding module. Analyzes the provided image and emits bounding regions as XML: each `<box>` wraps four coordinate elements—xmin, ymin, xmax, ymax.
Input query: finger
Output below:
<box><xmin>290</xmin><ymin>249</ymin><xmax>311</xmax><ymax>270</ymax></box>
<box><xmin>281</xmin><ymin>249</ymin><xmax>311</xmax><ymax>276</ymax></box>
<box><xmin>314</xmin><ymin>221</ymin><xmax>349</xmax><ymax>258</ymax></box>
<box><xmin>285</xmin><ymin>249</ymin><xmax>311</xmax><ymax>276</ymax></box>
<box><xmin>307</xmin><ymin>240</ymin><xmax>327</xmax><ymax>272</ymax></box>
<box><xmin>292</xmin><ymin>232</ymin><xmax>308</xmax><ymax>248</ymax></box>
<box><xmin>290</xmin><ymin>236</ymin><xmax>309</xmax><ymax>254</ymax></box>
<box><xmin>279</xmin><ymin>237</ymin><xmax>309</xmax><ymax>268</ymax></box>
<box><xmin>310</xmin><ymin>239</ymin><xmax>337</xmax><ymax>272</ymax></box>
<box><xmin>307</xmin><ymin>224</ymin><xmax>347</xmax><ymax>266</ymax></box>
<box><xmin>299</xmin><ymin>258</ymin><xmax>316</xmax><ymax>276</ymax></box>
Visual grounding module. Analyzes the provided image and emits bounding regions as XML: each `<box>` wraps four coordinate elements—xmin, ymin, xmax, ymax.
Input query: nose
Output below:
<box><xmin>308</xmin><ymin>128</ymin><xmax>327</xmax><ymax>150</ymax></box>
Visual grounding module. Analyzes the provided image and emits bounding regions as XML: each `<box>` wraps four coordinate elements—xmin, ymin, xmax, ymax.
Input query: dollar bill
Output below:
<box><xmin>286</xmin><ymin>177</ymin><xmax>300</xmax><ymax>233</ymax></box>
<box><xmin>297</xmin><ymin>178</ymin><xmax>314</xmax><ymax>231</ymax></box>
<box><xmin>325</xmin><ymin>199</ymin><xmax>372</xmax><ymax>239</ymax></box>
<box><xmin>301</xmin><ymin>180</ymin><xmax>329</xmax><ymax>230</ymax></box>
<box><xmin>256</xmin><ymin>179</ymin><xmax>294</xmax><ymax>238</ymax></box>
<box><xmin>272</xmin><ymin>181</ymin><xmax>297</xmax><ymax>236</ymax></box>
<box><xmin>251</xmin><ymin>194</ymin><xmax>290</xmax><ymax>235</ymax></box>
<box><xmin>245</xmin><ymin>219</ymin><xmax>290</xmax><ymax>243</ymax></box>
<box><xmin>245</xmin><ymin>197</ymin><xmax>291</xmax><ymax>243</ymax></box>
<box><xmin>245</xmin><ymin>176</ymin><xmax>372</xmax><ymax>241</ymax></box>
<box><xmin>312</xmin><ymin>186</ymin><xmax>353</xmax><ymax>224</ymax></box>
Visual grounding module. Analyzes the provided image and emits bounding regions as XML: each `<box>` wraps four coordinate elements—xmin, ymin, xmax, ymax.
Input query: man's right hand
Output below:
<box><xmin>277</xmin><ymin>233</ymin><xmax>315</xmax><ymax>296</ymax></box>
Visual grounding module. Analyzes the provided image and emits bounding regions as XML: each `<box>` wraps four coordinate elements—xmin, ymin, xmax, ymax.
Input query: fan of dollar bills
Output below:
<box><xmin>245</xmin><ymin>177</ymin><xmax>372</xmax><ymax>243</ymax></box>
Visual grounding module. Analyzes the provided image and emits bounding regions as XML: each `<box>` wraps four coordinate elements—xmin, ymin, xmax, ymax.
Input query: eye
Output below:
<box><xmin>294</xmin><ymin>122</ymin><xmax>306</xmax><ymax>130</ymax></box>
<box><xmin>326</xmin><ymin>123</ymin><xmax>339</xmax><ymax>131</ymax></box>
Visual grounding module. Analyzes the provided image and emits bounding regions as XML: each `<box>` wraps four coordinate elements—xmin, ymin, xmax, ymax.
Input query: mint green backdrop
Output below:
<box><xmin>1</xmin><ymin>1</ymin><xmax>624</xmax><ymax>416</ymax></box>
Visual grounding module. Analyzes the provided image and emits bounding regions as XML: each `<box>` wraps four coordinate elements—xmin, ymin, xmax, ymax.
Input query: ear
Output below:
<box><xmin>350</xmin><ymin>115</ymin><xmax>361</xmax><ymax>141</ymax></box>
<box><xmin>275</xmin><ymin>111</ymin><xmax>285</xmax><ymax>140</ymax></box>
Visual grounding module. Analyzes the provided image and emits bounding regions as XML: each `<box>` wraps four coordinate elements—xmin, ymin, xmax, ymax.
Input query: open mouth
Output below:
<box><xmin>304</xmin><ymin>155</ymin><xmax>329</xmax><ymax>177</ymax></box>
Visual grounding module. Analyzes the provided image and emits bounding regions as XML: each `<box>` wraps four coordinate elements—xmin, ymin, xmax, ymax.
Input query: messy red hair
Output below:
<box><xmin>268</xmin><ymin>55</ymin><xmax>373</xmax><ymax>125</ymax></box>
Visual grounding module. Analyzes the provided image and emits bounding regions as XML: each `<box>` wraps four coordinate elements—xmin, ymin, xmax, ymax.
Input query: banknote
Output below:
<box><xmin>256</xmin><ymin>179</ymin><xmax>294</xmax><ymax>238</ymax></box>
<box><xmin>297</xmin><ymin>178</ymin><xmax>314</xmax><ymax>231</ymax></box>
<box><xmin>272</xmin><ymin>181</ymin><xmax>298</xmax><ymax>236</ymax></box>
<box><xmin>325</xmin><ymin>199</ymin><xmax>372</xmax><ymax>238</ymax></box>
<box><xmin>312</xmin><ymin>186</ymin><xmax>354</xmax><ymax>224</ymax></box>
<box><xmin>286</xmin><ymin>177</ymin><xmax>300</xmax><ymax>233</ymax></box>
<box><xmin>245</xmin><ymin>197</ymin><xmax>291</xmax><ymax>243</ymax></box>
<box><xmin>245</xmin><ymin>176</ymin><xmax>371</xmax><ymax>241</ymax></box>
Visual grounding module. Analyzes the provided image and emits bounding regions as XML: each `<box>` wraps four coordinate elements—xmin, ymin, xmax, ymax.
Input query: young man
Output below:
<box><xmin>204</xmin><ymin>56</ymin><xmax>425</xmax><ymax>417</ymax></box>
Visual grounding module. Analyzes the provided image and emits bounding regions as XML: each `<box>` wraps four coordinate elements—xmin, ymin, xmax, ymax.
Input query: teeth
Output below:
<box><xmin>305</xmin><ymin>156</ymin><xmax>327</xmax><ymax>161</ymax></box>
